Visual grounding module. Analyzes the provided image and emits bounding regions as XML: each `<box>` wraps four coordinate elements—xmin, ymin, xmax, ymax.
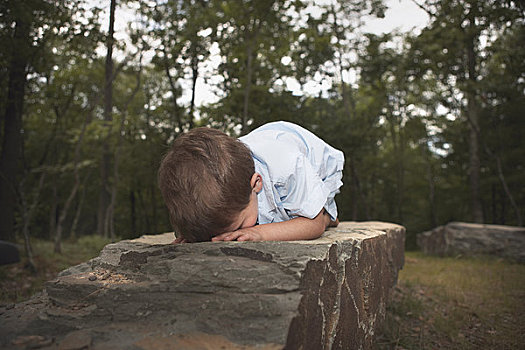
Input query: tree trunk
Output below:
<box><xmin>48</xmin><ymin>178</ymin><xmax>58</xmax><ymax>239</ymax></box>
<box><xmin>241</xmin><ymin>41</ymin><xmax>254</xmax><ymax>135</ymax></box>
<box><xmin>464</xmin><ymin>20</ymin><xmax>484</xmax><ymax>223</ymax></box>
<box><xmin>352</xmin><ymin>161</ymin><xmax>370</xmax><ymax>220</ymax></box>
<box><xmin>98</xmin><ymin>0</ymin><xmax>117</xmax><ymax>237</ymax></box>
<box><xmin>55</xmin><ymin>177</ymin><xmax>80</xmax><ymax>253</ymax></box>
<box><xmin>0</xmin><ymin>10</ymin><xmax>31</xmax><ymax>242</ymax></box>
<box><xmin>70</xmin><ymin>173</ymin><xmax>89</xmax><ymax>240</ymax></box>
<box><xmin>388</xmin><ymin>113</ymin><xmax>404</xmax><ymax>223</ymax></box>
<box><xmin>137</xmin><ymin>189</ymin><xmax>151</xmax><ymax>231</ymax></box>
<box><xmin>130</xmin><ymin>190</ymin><xmax>137</xmax><ymax>235</ymax></box>
<box><xmin>397</xmin><ymin>125</ymin><xmax>405</xmax><ymax>223</ymax></box>
<box><xmin>349</xmin><ymin>158</ymin><xmax>358</xmax><ymax>220</ymax></box>
<box><xmin>161</xmin><ymin>45</ymin><xmax>183</xmax><ymax>133</ymax></box>
<box><xmin>149</xmin><ymin>182</ymin><xmax>158</xmax><ymax>233</ymax></box>
<box><xmin>54</xmin><ymin>114</ymin><xmax>90</xmax><ymax>253</ymax></box>
<box><xmin>425</xmin><ymin>148</ymin><xmax>437</xmax><ymax>228</ymax></box>
<box><xmin>467</xmin><ymin>94</ymin><xmax>483</xmax><ymax>223</ymax></box>
<box><xmin>189</xmin><ymin>54</ymin><xmax>198</xmax><ymax>130</ymax></box>
<box><xmin>106</xmin><ymin>62</ymin><xmax>142</xmax><ymax>240</ymax></box>
<box><xmin>20</xmin><ymin>172</ymin><xmax>46</xmax><ymax>273</ymax></box>
<box><xmin>494</xmin><ymin>155</ymin><xmax>522</xmax><ymax>226</ymax></box>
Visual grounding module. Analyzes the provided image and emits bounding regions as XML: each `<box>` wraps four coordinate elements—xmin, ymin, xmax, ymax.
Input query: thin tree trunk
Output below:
<box><xmin>388</xmin><ymin>114</ymin><xmax>404</xmax><ymax>222</ymax></box>
<box><xmin>136</xmin><ymin>189</ymin><xmax>151</xmax><ymax>230</ymax></box>
<box><xmin>349</xmin><ymin>159</ymin><xmax>358</xmax><ymax>220</ymax></box>
<box><xmin>491</xmin><ymin>184</ymin><xmax>497</xmax><ymax>224</ymax></box>
<box><xmin>241</xmin><ymin>41</ymin><xmax>254</xmax><ymax>135</ymax></box>
<box><xmin>162</xmin><ymin>47</ymin><xmax>183</xmax><ymax>132</ymax></box>
<box><xmin>466</xmin><ymin>32</ymin><xmax>484</xmax><ymax>223</ymax></box>
<box><xmin>188</xmin><ymin>55</ymin><xmax>198</xmax><ymax>130</ymax></box>
<box><xmin>130</xmin><ymin>190</ymin><xmax>137</xmax><ymax>234</ymax></box>
<box><xmin>467</xmin><ymin>92</ymin><xmax>483</xmax><ymax>223</ymax></box>
<box><xmin>331</xmin><ymin>3</ymin><xmax>352</xmax><ymax>120</ymax></box>
<box><xmin>20</xmin><ymin>172</ymin><xmax>46</xmax><ymax>272</ymax></box>
<box><xmin>54</xmin><ymin>112</ymin><xmax>91</xmax><ymax>253</ymax></box>
<box><xmin>352</xmin><ymin>161</ymin><xmax>370</xmax><ymax>220</ymax></box>
<box><xmin>98</xmin><ymin>0</ymin><xmax>117</xmax><ymax>238</ymax></box>
<box><xmin>425</xmin><ymin>148</ymin><xmax>437</xmax><ymax>228</ymax></box>
<box><xmin>494</xmin><ymin>155</ymin><xmax>522</xmax><ymax>226</ymax></box>
<box><xmin>106</xmin><ymin>61</ymin><xmax>142</xmax><ymax>240</ymax></box>
<box><xmin>149</xmin><ymin>183</ymin><xmax>158</xmax><ymax>233</ymax></box>
<box><xmin>70</xmin><ymin>173</ymin><xmax>89</xmax><ymax>240</ymax></box>
<box><xmin>398</xmin><ymin>125</ymin><xmax>405</xmax><ymax>223</ymax></box>
<box><xmin>48</xmin><ymin>178</ymin><xmax>58</xmax><ymax>239</ymax></box>
<box><xmin>55</xmin><ymin>178</ymin><xmax>79</xmax><ymax>253</ymax></box>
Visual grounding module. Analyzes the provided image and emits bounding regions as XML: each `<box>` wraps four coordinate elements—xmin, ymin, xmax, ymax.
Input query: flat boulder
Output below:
<box><xmin>417</xmin><ymin>222</ymin><xmax>525</xmax><ymax>262</ymax></box>
<box><xmin>0</xmin><ymin>222</ymin><xmax>405</xmax><ymax>350</ymax></box>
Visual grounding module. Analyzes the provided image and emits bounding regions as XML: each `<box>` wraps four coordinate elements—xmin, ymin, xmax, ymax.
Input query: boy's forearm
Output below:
<box><xmin>211</xmin><ymin>210</ymin><xmax>332</xmax><ymax>242</ymax></box>
<box><xmin>254</xmin><ymin>210</ymin><xmax>330</xmax><ymax>241</ymax></box>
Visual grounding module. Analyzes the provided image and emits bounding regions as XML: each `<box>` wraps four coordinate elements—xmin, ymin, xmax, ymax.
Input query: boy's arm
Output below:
<box><xmin>212</xmin><ymin>210</ymin><xmax>333</xmax><ymax>242</ymax></box>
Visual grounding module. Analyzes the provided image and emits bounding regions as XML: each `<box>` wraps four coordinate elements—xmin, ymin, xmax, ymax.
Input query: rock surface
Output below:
<box><xmin>417</xmin><ymin>222</ymin><xmax>525</xmax><ymax>262</ymax></box>
<box><xmin>0</xmin><ymin>222</ymin><xmax>405</xmax><ymax>350</ymax></box>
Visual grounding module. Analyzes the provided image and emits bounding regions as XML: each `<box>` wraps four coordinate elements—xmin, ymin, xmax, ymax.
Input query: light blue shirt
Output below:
<box><xmin>239</xmin><ymin>121</ymin><xmax>344</xmax><ymax>225</ymax></box>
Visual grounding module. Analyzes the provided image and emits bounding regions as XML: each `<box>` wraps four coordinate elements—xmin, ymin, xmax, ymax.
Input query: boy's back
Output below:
<box><xmin>239</xmin><ymin>121</ymin><xmax>344</xmax><ymax>226</ymax></box>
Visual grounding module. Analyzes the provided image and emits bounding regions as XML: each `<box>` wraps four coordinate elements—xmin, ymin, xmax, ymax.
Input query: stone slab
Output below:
<box><xmin>417</xmin><ymin>221</ymin><xmax>525</xmax><ymax>262</ymax></box>
<box><xmin>0</xmin><ymin>221</ymin><xmax>405</xmax><ymax>350</ymax></box>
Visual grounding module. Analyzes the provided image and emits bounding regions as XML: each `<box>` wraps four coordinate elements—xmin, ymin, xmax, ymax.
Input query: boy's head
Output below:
<box><xmin>158</xmin><ymin>127</ymin><xmax>256</xmax><ymax>242</ymax></box>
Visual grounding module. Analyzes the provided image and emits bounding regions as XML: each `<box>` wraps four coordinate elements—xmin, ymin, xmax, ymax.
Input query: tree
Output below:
<box><xmin>292</xmin><ymin>0</ymin><xmax>386</xmax><ymax>219</ymax></box>
<box><xmin>0</xmin><ymin>1</ymin><xmax>34</xmax><ymax>242</ymax></box>
<box><xmin>409</xmin><ymin>0</ymin><xmax>523</xmax><ymax>223</ymax></box>
<box><xmin>141</xmin><ymin>0</ymin><xmax>216</xmax><ymax>134</ymax></box>
<box><xmin>0</xmin><ymin>0</ymin><xmax>101</xmax><ymax>243</ymax></box>
<box><xmin>478</xmin><ymin>21</ymin><xmax>525</xmax><ymax>225</ymax></box>
<box><xmin>210</xmin><ymin>0</ymin><xmax>298</xmax><ymax>133</ymax></box>
<box><xmin>97</xmin><ymin>0</ymin><xmax>117</xmax><ymax>238</ymax></box>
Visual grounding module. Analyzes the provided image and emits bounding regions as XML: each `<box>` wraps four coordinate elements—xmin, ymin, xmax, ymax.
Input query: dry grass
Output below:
<box><xmin>376</xmin><ymin>252</ymin><xmax>525</xmax><ymax>350</ymax></box>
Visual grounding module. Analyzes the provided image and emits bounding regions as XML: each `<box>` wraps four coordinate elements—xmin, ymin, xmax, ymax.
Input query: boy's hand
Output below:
<box><xmin>171</xmin><ymin>237</ymin><xmax>187</xmax><ymax>244</ymax></box>
<box><xmin>211</xmin><ymin>227</ymin><xmax>264</xmax><ymax>242</ymax></box>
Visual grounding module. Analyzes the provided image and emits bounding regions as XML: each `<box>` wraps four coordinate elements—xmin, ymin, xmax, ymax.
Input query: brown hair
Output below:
<box><xmin>158</xmin><ymin>127</ymin><xmax>254</xmax><ymax>242</ymax></box>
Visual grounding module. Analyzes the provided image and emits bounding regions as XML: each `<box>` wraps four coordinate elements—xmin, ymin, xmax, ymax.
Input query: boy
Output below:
<box><xmin>158</xmin><ymin>121</ymin><xmax>344</xmax><ymax>243</ymax></box>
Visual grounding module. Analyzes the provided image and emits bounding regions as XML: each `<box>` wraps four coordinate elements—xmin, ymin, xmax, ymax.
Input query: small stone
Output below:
<box><xmin>27</xmin><ymin>337</ymin><xmax>53</xmax><ymax>349</ymax></box>
<box><xmin>88</xmin><ymin>275</ymin><xmax>97</xmax><ymax>281</ymax></box>
<box><xmin>58</xmin><ymin>330</ymin><xmax>92</xmax><ymax>350</ymax></box>
<box><xmin>11</xmin><ymin>335</ymin><xmax>51</xmax><ymax>348</ymax></box>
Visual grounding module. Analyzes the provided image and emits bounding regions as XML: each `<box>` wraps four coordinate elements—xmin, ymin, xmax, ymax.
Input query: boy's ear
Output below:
<box><xmin>250</xmin><ymin>173</ymin><xmax>263</xmax><ymax>193</ymax></box>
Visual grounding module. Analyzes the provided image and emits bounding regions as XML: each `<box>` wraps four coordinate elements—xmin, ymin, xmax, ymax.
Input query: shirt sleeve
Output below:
<box><xmin>275</xmin><ymin>153</ymin><xmax>330</xmax><ymax>220</ymax></box>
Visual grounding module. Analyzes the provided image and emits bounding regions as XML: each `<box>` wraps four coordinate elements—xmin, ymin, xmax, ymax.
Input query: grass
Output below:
<box><xmin>0</xmin><ymin>235</ymin><xmax>112</xmax><ymax>304</ymax></box>
<box><xmin>376</xmin><ymin>252</ymin><xmax>525</xmax><ymax>350</ymax></box>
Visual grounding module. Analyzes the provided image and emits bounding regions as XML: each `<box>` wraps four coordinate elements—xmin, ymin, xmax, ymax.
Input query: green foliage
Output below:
<box><xmin>0</xmin><ymin>0</ymin><xmax>524</xmax><ymax>251</ymax></box>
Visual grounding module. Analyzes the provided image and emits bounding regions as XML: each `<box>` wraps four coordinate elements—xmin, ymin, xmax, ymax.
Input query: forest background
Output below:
<box><xmin>1</xmin><ymin>0</ymin><xmax>524</xmax><ymax>265</ymax></box>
